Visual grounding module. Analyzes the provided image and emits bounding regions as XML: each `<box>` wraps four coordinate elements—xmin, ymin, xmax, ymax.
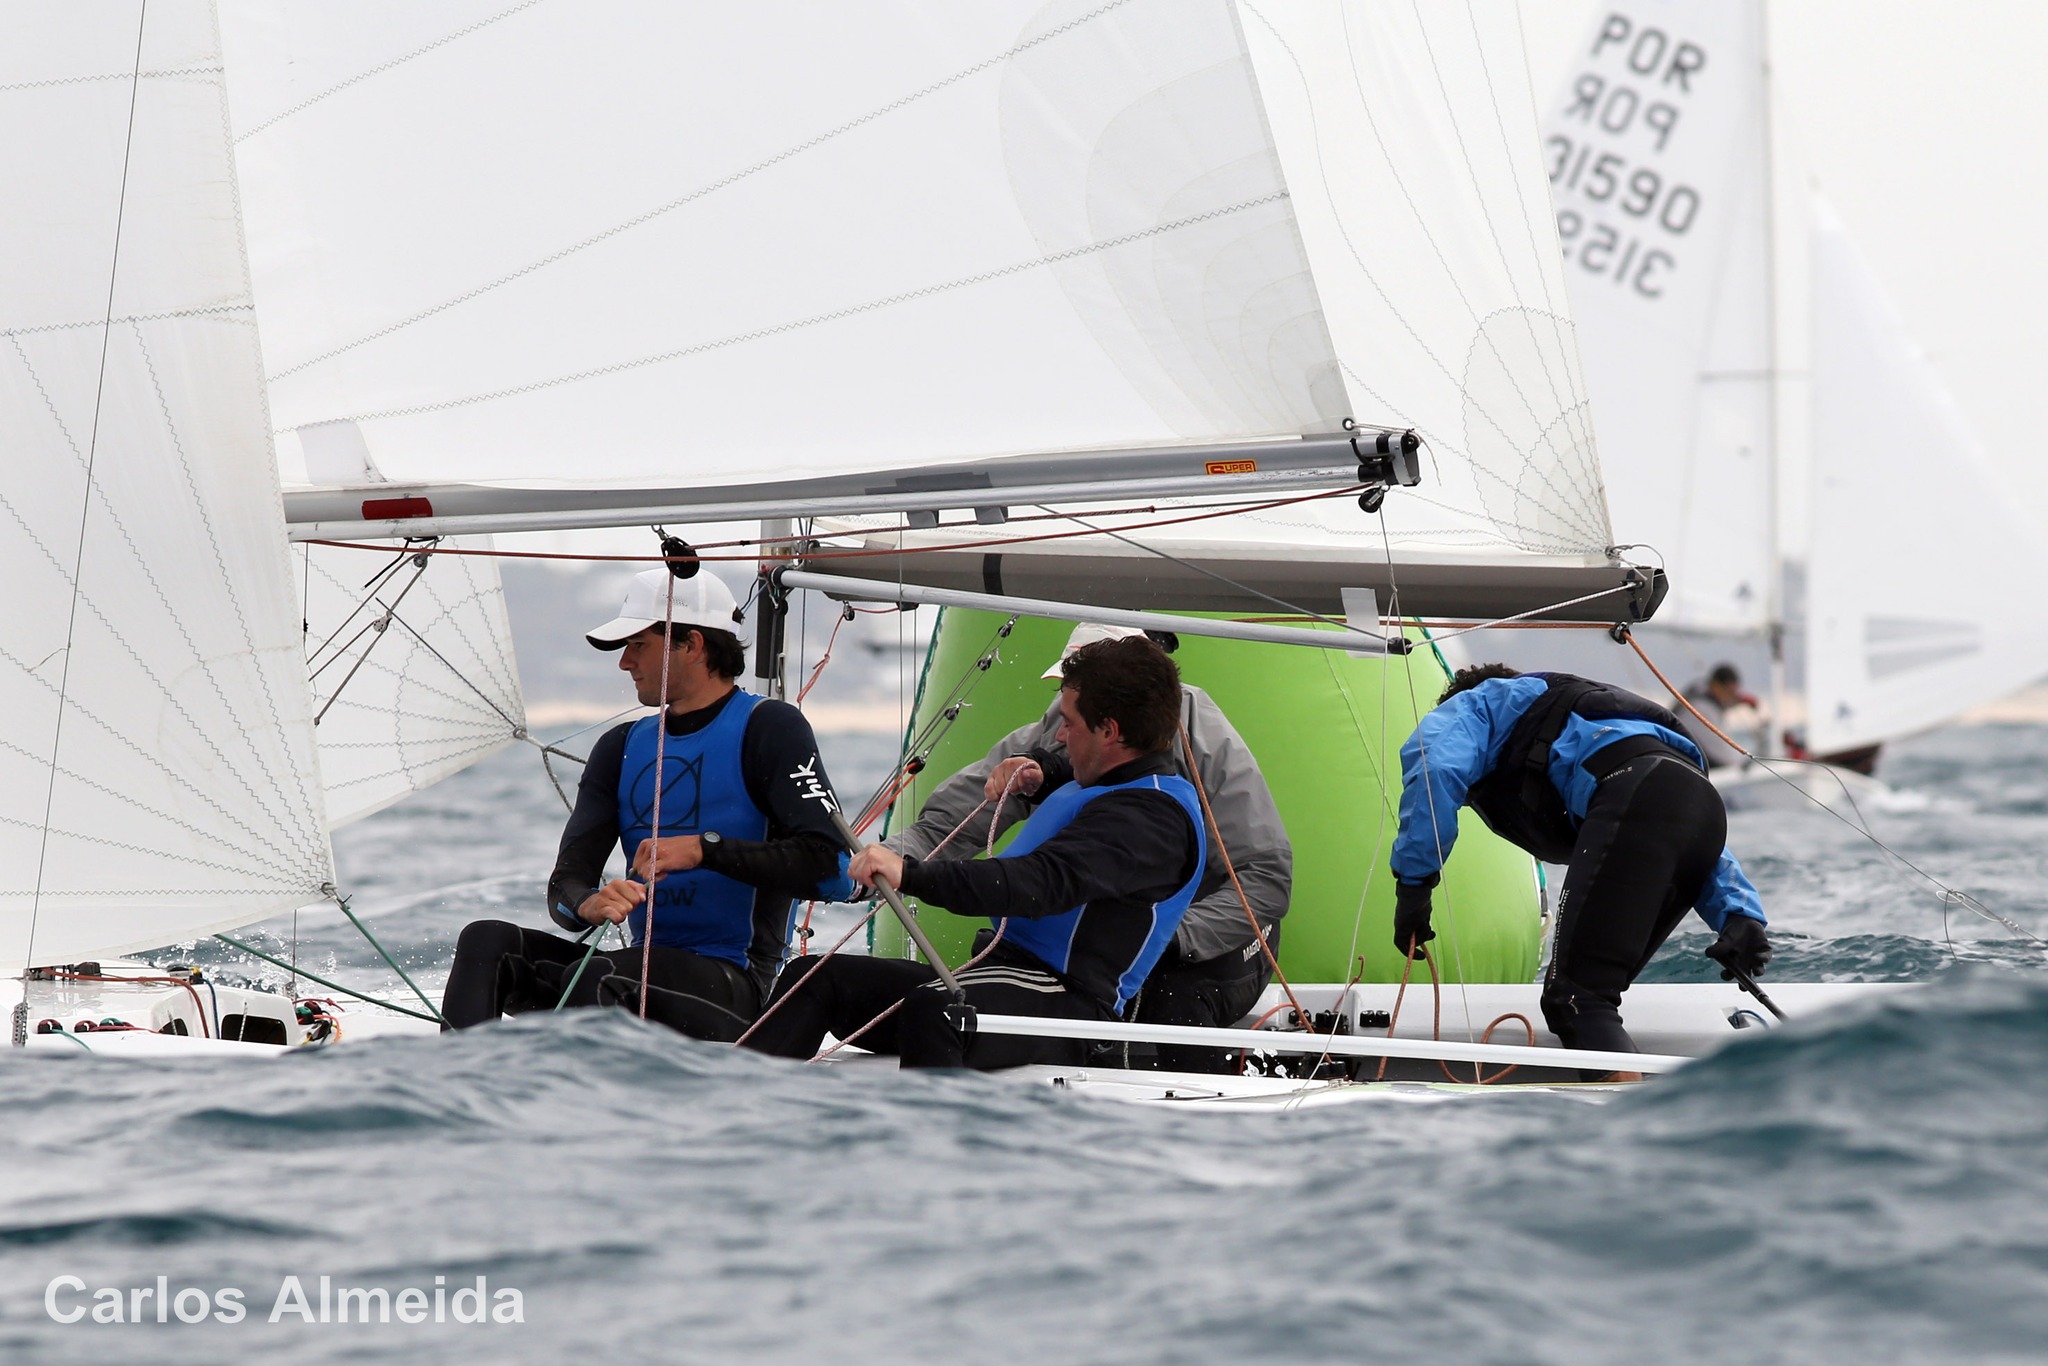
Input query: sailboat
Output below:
<box><xmin>4</xmin><ymin>0</ymin><xmax>1895</xmax><ymax>1091</ymax></box>
<box><xmin>1501</xmin><ymin>0</ymin><xmax>2048</xmax><ymax>806</ymax></box>
<box><xmin>1</xmin><ymin>2</ymin><xmax>527</xmax><ymax>1051</ymax></box>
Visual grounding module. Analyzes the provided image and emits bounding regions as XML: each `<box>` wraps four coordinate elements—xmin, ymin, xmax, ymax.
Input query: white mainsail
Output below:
<box><xmin>224</xmin><ymin>0</ymin><xmax>1626</xmax><ymax>624</ymax></box>
<box><xmin>225</xmin><ymin>0</ymin><xmax>1344</xmax><ymax>488</ymax></box>
<box><xmin>1805</xmin><ymin>209</ymin><xmax>2048</xmax><ymax>755</ymax></box>
<box><xmin>0</xmin><ymin>2</ymin><xmax>333</xmax><ymax>971</ymax></box>
<box><xmin>300</xmin><ymin>539</ymin><xmax>528</xmax><ymax>829</ymax></box>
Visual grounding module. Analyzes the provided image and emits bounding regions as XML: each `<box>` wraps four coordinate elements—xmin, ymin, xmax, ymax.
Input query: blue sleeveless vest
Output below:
<box><xmin>615</xmin><ymin>691</ymin><xmax>770</xmax><ymax>962</ymax></box>
<box><xmin>994</xmin><ymin>772</ymin><xmax>1206</xmax><ymax>1014</ymax></box>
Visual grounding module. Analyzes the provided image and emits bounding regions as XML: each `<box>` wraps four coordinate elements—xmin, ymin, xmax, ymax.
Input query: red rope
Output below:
<box><xmin>45</xmin><ymin>971</ymin><xmax>212</xmax><ymax>1039</ymax></box>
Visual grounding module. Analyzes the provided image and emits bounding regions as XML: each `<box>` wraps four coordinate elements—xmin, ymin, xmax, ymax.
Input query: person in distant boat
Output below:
<box><xmin>440</xmin><ymin>567</ymin><xmax>853</xmax><ymax>1038</ymax></box>
<box><xmin>883</xmin><ymin>622</ymin><xmax>1291</xmax><ymax>1073</ymax></box>
<box><xmin>1388</xmin><ymin>664</ymin><xmax>1771</xmax><ymax>1071</ymax></box>
<box><xmin>1681</xmin><ymin>663</ymin><xmax>1767</xmax><ymax>769</ymax></box>
<box><xmin>745</xmin><ymin>634</ymin><xmax>1205</xmax><ymax>1069</ymax></box>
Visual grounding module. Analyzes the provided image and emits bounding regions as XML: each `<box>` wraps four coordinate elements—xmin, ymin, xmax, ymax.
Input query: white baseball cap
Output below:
<box><xmin>587</xmin><ymin>568</ymin><xmax>743</xmax><ymax>649</ymax></box>
<box><xmin>1040</xmin><ymin>622</ymin><xmax>1148</xmax><ymax>680</ymax></box>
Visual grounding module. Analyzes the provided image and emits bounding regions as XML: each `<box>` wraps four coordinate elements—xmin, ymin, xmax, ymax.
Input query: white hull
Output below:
<box><xmin>5</xmin><ymin>958</ymin><xmax>437</xmax><ymax>1056</ymax></box>
<box><xmin>1711</xmin><ymin>761</ymin><xmax>1891</xmax><ymax>815</ymax></box>
<box><xmin>848</xmin><ymin>980</ymin><xmax>1915</xmax><ymax>1108</ymax></box>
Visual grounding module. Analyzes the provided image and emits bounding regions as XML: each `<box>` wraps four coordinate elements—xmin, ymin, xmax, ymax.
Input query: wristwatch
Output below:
<box><xmin>699</xmin><ymin>830</ymin><xmax>723</xmax><ymax>858</ymax></box>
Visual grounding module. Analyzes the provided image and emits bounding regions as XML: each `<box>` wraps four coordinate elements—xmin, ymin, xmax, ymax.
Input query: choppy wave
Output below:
<box><xmin>0</xmin><ymin>972</ymin><xmax>2044</xmax><ymax>1363</ymax></box>
<box><xmin>3</xmin><ymin>726</ymin><xmax>2045</xmax><ymax>1363</ymax></box>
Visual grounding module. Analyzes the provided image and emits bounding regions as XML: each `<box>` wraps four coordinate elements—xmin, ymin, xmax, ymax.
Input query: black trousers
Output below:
<box><xmin>1543</xmin><ymin>737</ymin><xmax>1728</xmax><ymax>1056</ymax></box>
<box><xmin>743</xmin><ymin>945</ymin><xmax>1108</xmax><ymax>1070</ymax></box>
<box><xmin>1129</xmin><ymin>940</ymin><xmax>1275</xmax><ymax>1073</ymax></box>
<box><xmin>440</xmin><ymin>920</ymin><xmax>756</xmax><ymax>1039</ymax></box>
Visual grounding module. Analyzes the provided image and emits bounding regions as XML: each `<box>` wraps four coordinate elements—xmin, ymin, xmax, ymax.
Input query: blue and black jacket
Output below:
<box><xmin>1391</xmin><ymin>673</ymin><xmax>1765</xmax><ymax>931</ymax></box>
<box><xmin>897</xmin><ymin>750</ymin><xmax>1205</xmax><ymax>1015</ymax></box>
<box><xmin>548</xmin><ymin>688</ymin><xmax>854</xmax><ymax>1000</ymax></box>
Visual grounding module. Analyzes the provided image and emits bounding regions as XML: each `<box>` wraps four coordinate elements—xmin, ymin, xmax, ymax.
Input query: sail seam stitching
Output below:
<box><xmin>290</xmin><ymin>190</ymin><xmax>1288</xmax><ymax>429</ymax></box>
<box><xmin>235</xmin><ymin>0</ymin><xmax>551</xmax><ymax>142</ymax></box>
<box><xmin>263</xmin><ymin>0</ymin><xmax>1140</xmax><ymax>381</ymax></box>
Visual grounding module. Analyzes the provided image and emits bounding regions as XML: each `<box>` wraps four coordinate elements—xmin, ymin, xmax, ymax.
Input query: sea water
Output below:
<box><xmin>1</xmin><ymin>724</ymin><xmax>2044</xmax><ymax>1363</ymax></box>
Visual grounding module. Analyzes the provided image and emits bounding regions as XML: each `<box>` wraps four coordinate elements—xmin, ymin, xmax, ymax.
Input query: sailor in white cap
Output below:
<box><xmin>441</xmin><ymin>565</ymin><xmax>853</xmax><ymax>1037</ymax></box>
<box><xmin>882</xmin><ymin>622</ymin><xmax>1294</xmax><ymax>1071</ymax></box>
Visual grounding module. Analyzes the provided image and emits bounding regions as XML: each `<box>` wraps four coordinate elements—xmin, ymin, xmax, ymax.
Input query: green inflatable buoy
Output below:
<box><xmin>873</xmin><ymin>609</ymin><xmax>1543</xmax><ymax>985</ymax></box>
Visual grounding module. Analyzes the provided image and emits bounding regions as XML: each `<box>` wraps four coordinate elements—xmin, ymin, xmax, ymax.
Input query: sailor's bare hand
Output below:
<box><xmin>578</xmin><ymin>879</ymin><xmax>645</xmax><ymax>925</ymax></box>
<box><xmin>986</xmin><ymin>756</ymin><xmax>1043</xmax><ymax>801</ymax></box>
<box><xmin>848</xmin><ymin>845</ymin><xmax>906</xmax><ymax>893</ymax></box>
<box><xmin>631</xmin><ymin>835</ymin><xmax>703</xmax><ymax>881</ymax></box>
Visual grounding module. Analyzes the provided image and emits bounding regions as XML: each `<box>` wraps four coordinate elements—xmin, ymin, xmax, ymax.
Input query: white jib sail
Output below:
<box><xmin>300</xmin><ymin>539</ymin><xmax>528</xmax><ymax>829</ymax></box>
<box><xmin>0</xmin><ymin>2</ymin><xmax>334</xmax><ymax>971</ymax></box>
<box><xmin>1538</xmin><ymin>0</ymin><xmax>1775</xmax><ymax>632</ymax></box>
<box><xmin>1804</xmin><ymin>206</ymin><xmax>2048</xmax><ymax>755</ymax></box>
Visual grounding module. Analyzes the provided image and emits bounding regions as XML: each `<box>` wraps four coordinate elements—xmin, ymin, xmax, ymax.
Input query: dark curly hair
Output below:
<box><xmin>653</xmin><ymin>623</ymin><xmax>747</xmax><ymax>680</ymax></box>
<box><xmin>1059</xmin><ymin>634</ymin><xmax>1182</xmax><ymax>753</ymax></box>
<box><xmin>1438</xmin><ymin>662</ymin><xmax>1521</xmax><ymax>706</ymax></box>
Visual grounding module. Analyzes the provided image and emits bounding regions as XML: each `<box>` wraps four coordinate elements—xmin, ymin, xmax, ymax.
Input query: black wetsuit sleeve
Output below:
<box><xmin>1026</xmin><ymin>747</ymin><xmax>1075</xmax><ymax>795</ymax></box>
<box><xmin>897</xmin><ymin>789</ymin><xmax>1195</xmax><ymax>920</ymax></box>
<box><xmin>696</xmin><ymin>699</ymin><xmax>847</xmax><ymax>898</ymax></box>
<box><xmin>545</xmin><ymin>723</ymin><xmax>630</xmax><ymax>931</ymax></box>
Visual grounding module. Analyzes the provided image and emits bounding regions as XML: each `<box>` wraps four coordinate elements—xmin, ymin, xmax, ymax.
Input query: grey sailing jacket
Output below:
<box><xmin>883</xmin><ymin>685</ymin><xmax>1291</xmax><ymax>964</ymax></box>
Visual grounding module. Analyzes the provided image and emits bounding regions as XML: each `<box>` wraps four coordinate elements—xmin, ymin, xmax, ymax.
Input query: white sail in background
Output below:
<box><xmin>1530</xmin><ymin>0</ymin><xmax>2048</xmax><ymax>751</ymax></box>
<box><xmin>301</xmin><ymin>540</ymin><xmax>527</xmax><ymax>828</ymax></box>
<box><xmin>223</xmin><ymin>0</ymin><xmax>1612</xmax><ymax>579</ymax></box>
<box><xmin>0</xmin><ymin>2</ymin><xmax>332</xmax><ymax>971</ymax></box>
<box><xmin>1805</xmin><ymin>209</ymin><xmax>2048</xmax><ymax>755</ymax></box>
<box><xmin>1539</xmin><ymin>0</ymin><xmax>1775</xmax><ymax>632</ymax></box>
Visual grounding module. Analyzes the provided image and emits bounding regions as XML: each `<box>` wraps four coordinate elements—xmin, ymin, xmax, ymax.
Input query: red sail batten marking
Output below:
<box><xmin>360</xmin><ymin>496</ymin><xmax>434</xmax><ymax>521</ymax></box>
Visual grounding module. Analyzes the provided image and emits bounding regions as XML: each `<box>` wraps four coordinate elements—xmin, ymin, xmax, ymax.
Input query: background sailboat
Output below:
<box><xmin>1498</xmin><ymin>0</ymin><xmax>2048</xmax><ymax>779</ymax></box>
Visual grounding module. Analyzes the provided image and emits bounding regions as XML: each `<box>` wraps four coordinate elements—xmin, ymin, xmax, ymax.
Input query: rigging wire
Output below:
<box><xmin>1620</xmin><ymin>629</ymin><xmax>2044</xmax><ymax>949</ymax></box>
<box><xmin>298</xmin><ymin>482</ymin><xmax>1374</xmax><ymax>569</ymax></box>
<box><xmin>735</xmin><ymin>769</ymin><xmax>1029</xmax><ymax>1055</ymax></box>
<box><xmin>637</xmin><ymin>572</ymin><xmax>680</xmax><ymax>1019</ymax></box>
<box><xmin>1177</xmin><ymin>721</ymin><xmax>1307</xmax><ymax>1028</ymax></box>
<box><xmin>22</xmin><ymin>0</ymin><xmax>150</xmax><ymax>990</ymax></box>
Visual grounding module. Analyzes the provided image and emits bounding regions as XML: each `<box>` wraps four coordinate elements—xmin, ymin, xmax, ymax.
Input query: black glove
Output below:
<box><xmin>1705</xmin><ymin>915</ymin><xmax>1772</xmax><ymax>981</ymax></box>
<box><xmin>1393</xmin><ymin>879</ymin><xmax>1436</xmax><ymax>960</ymax></box>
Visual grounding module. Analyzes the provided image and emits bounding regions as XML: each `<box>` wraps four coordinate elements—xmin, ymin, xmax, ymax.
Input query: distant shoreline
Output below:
<box><xmin>524</xmin><ymin>699</ymin><xmax>910</xmax><ymax>738</ymax></box>
<box><xmin>523</xmin><ymin>682</ymin><xmax>2048</xmax><ymax>741</ymax></box>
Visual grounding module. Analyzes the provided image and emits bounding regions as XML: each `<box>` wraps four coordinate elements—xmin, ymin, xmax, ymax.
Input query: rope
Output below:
<box><xmin>335</xmin><ymin>894</ymin><xmax>447</xmax><ymax>1026</ymax></box>
<box><xmin>812</xmin><ymin>920</ymin><xmax>1011</xmax><ymax>1063</ymax></box>
<box><xmin>554</xmin><ymin>921</ymin><xmax>610</xmax><ymax>1011</ymax></box>
<box><xmin>43</xmin><ymin>968</ymin><xmax>211</xmax><ymax>1039</ymax></box>
<box><xmin>214</xmin><ymin>934</ymin><xmax>440</xmax><ymax>1025</ymax></box>
<box><xmin>1620</xmin><ymin>629</ymin><xmax>2045</xmax><ymax>948</ymax></box>
<box><xmin>1175</xmin><ymin>721</ymin><xmax>1307</xmax><ymax>1025</ymax></box>
<box><xmin>638</xmin><ymin>573</ymin><xmax>679</xmax><ymax>1018</ymax></box>
<box><xmin>754</xmin><ymin>770</ymin><xmax>1028</xmax><ymax>1058</ymax></box>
